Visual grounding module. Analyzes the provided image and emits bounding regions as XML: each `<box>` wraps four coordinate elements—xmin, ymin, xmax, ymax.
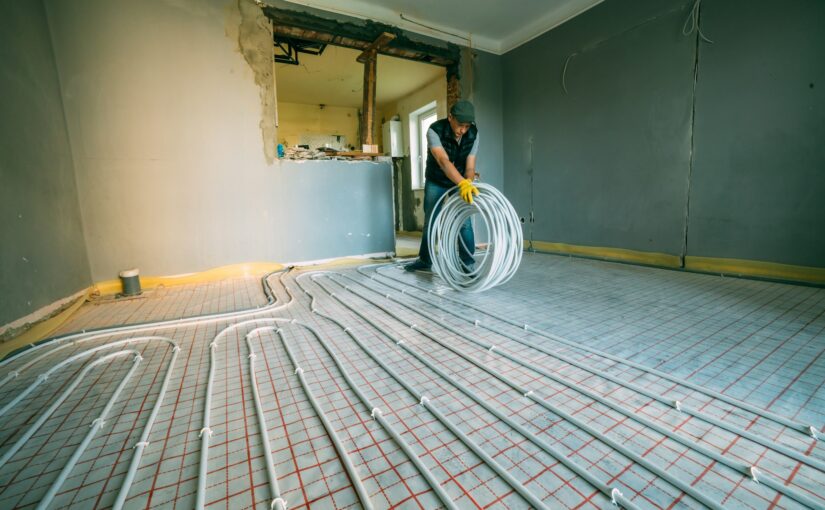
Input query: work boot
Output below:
<box><xmin>404</xmin><ymin>259</ymin><xmax>431</xmax><ymax>273</ymax></box>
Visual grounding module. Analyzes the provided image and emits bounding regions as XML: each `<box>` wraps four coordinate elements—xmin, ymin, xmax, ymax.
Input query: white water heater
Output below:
<box><xmin>382</xmin><ymin>120</ymin><xmax>403</xmax><ymax>157</ymax></box>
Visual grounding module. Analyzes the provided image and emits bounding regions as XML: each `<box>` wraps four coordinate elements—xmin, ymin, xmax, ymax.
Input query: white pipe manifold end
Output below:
<box><xmin>271</xmin><ymin>497</ymin><xmax>287</xmax><ymax>510</ymax></box>
<box><xmin>750</xmin><ymin>466</ymin><xmax>760</xmax><ymax>483</ymax></box>
<box><xmin>420</xmin><ymin>396</ymin><xmax>429</xmax><ymax>406</ymax></box>
<box><xmin>134</xmin><ymin>441</ymin><xmax>150</xmax><ymax>449</ymax></box>
<box><xmin>199</xmin><ymin>427</ymin><xmax>213</xmax><ymax>438</ymax></box>
<box><xmin>371</xmin><ymin>407</ymin><xmax>381</xmax><ymax>419</ymax></box>
<box><xmin>610</xmin><ymin>488</ymin><xmax>623</xmax><ymax>506</ymax></box>
<box><xmin>294</xmin><ymin>367</ymin><xmax>303</xmax><ymax>375</ymax></box>
<box><xmin>810</xmin><ymin>425</ymin><xmax>819</xmax><ymax>440</ymax></box>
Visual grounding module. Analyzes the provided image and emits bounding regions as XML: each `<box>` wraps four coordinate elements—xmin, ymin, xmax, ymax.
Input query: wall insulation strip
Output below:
<box><xmin>371</xmin><ymin>263</ymin><xmax>819</xmax><ymax>439</ymax></box>
<box><xmin>315</xmin><ymin>273</ymin><xmax>728</xmax><ymax>509</ymax></box>
<box><xmin>36</xmin><ymin>351</ymin><xmax>143</xmax><ymax>510</ymax></box>
<box><xmin>297</xmin><ymin>274</ymin><xmax>633</xmax><ymax>510</ymax></box>
<box><xmin>337</xmin><ymin>271</ymin><xmax>825</xmax><ymax>508</ymax></box>
<box><xmin>0</xmin><ymin>269</ymin><xmax>289</xmax><ymax>373</ymax></box>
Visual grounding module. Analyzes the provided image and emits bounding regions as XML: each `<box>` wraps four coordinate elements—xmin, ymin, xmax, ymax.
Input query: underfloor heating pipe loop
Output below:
<box><xmin>37</xmin><ymin>350</ymin><xmax>144</xmax><ymax>510</ymax></box>
<box><xmin>428</xmin><ymin>182</ymin><xmax>523</xmax><ymax>293</ymax></box>
<box><xmin>249</xmin><ymin>314</ymin><xmax>460</xmax><ymax>510</ymax></box>
<box><xmin>352</xmin><ymin>268</ymin><xmax>821</xmax><ymax>507</ymax></box>
<box><xmin>356</xmin><ymin>269</ymin><xmax>825</xmax><ymax>473</ymax></box>
<box><xmin>370</xmin><ymin>263</ymin><xmax>820</xmax><ymax>441</ymax></box>
<box><xmin>274</xmin><ymin>327</ymin><xmax>375</xmax><ymax>510</ymax></box>
<box><xmin>244</xmin><ymin>327</ymin><xmax>287</xmax><ymax>510</ymax></box>
<box><xmin>0</xmin><ymin>335</ymin><xmax>178</xmax><ymax>421</ymax></box>
<box><xmin>314</xmin><ymin>273</ymin><xmax>731</xmax><ymax>509</ymax></box>
<box><xmin>196</xmin><ymin>317</ymin><xmax>370</xmax><ymax>510</ymax></box>
<box><xmin>112</xmin><ymin>343</ymin><xmax>181</xmax><ymax>510</ymax></box>
<box><xmin>297</xmin><ymin>273</ymin><xmax>635</xmax><ymax>510</ymax></box>
<box><xmin>0</xmin><ymin>350</ymin><xmax>140</xmax><ymax>471</ymax></box>
<box><xmin>0</xmin><ymin>268</ymin><xmax>290</xmax><ymax>371</ymax></box>
<box><xmin>337</xmin><ymin>270</ymin><xmax>825</xmax><ymax>509</ymax></box>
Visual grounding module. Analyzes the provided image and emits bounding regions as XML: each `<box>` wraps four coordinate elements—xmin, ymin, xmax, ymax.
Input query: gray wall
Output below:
<box><xmin>688</xmin><ymin>0</ymin><xmax>825</xmax><ymax>267</ymax></box>
<box><xmin>0</xmin><ymin>0</ymin><xmax>91</xmax><ymax>327</ymax></box>
<box><xmin>503</xmin><ymin>0</ymin><xmax>695</xmax><ymax>255</ymax></box>
<box><xmin>43</xmin><ymin>0</ymin><xmax>394</xmax><ymax>281</ymax></box>
<box><xmin>502</xmin><ymin>0</ymin><xmax>825</xmax><ymax>268</ymax></box>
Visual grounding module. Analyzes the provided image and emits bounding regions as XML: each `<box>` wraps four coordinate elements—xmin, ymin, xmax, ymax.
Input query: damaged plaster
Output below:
<box><xmin>226</xmin><ymin>0</ymin><xmax>277</xmax><ymax>163</ymax></box>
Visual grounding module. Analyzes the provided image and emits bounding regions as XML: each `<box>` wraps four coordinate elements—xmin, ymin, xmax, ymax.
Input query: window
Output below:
<box><xmin>410</xmin><ymin>101</ymin><xmax>437</xmax><ymax>190</ymax></box>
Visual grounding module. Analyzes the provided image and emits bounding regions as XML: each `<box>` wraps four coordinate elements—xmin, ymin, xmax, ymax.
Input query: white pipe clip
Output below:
<box><xmin>420</xmin><ymin>396</ymin><xmax>429</xmax><ymax>406</ymax></box>
<box><xmin>488</xmin><ymin>345</ymin><xmax>496</xmax><ymax>353</ymax></box>
<box><xmin>209</xmin><ymin>341</ymin><xmax>218</xmax><ymax>350</ymax></box>
<box><xmin>410</xmin><ymin>324</ymin><xmax>417</xmax><ymax>329</ymax></box>
<box><xmin>248</xmin><ymin>353</ymin><xmax>257</xmax><ymax>360</ymax></box>
<box><xmin>199</xmin><ymin>427</ymin><xmax>213</xmax><ymax>438</ymax></box>
<box><xmin>294</xmin><ymin>367</ymin><xmax>304</xmax><ymax>376</ymax></box>
<box><xmin>172</xmin><ymin>345</ymin><xmax>181</xmax><ymax>353</ymax></box>
<box><xmin>91</xmin><ymin>418</ymin><xmax>106</xmax><ymax>429</ymax></box>
<box><xmin>290</xmin><ymin>319</ymin><xmax>297</xmax><ymax>324</ymax></box>
<box><xmin>524</xmin><ymin>390</ymin><xmax>534</xmax><ymax>399</ymax></box>
<box><xmin>370</xmin><ymin>407</ymin><xmax>382</xmax><ymax>419</ymax></box>
<box><xmin>610</xmin><ymin>488</ymin><xmax>623</xmax><ymax>506</ymax></box>
<box><xmin>750</xmin><ymin>466</ymin><xmax>760</xmax><ymax>483</ymax></box>
<box><xmin>523</xmin><ymin>324</ymin><xmax>528</xmax><ymax>331</ymax></box>
<box><xmin>674</xmin><ymin>400</ymin><xmax>682</xmax><ymax>412</ymax></box>
<box><xmin>810</xmin><ymin>425</ymin><xmax>819</xmax><ymax>440</ymax></box>
<box><xmin>37</xmin><ymin>374</ymin><xmax>48</xmax><ymax>383</ymax></box>
<box><xmin>10</xmin><ymin>371</ymin><xmax>19</xmax><ymax>379</ymax></box>
<box><xmin>134</xmin><ymin>441</ymin><xmax>150</xmax><ymax>449</ymax></box>
<box><xmin>474</xmin><ymin>319</ymin><xmax>480</xmax><ymax>326</ymax></box>
<box><xmin>134</xmin><ymin>354</ymin><xmax>143</xmax><ymax>363</ymax></box>
<box><xmin>271</xmin><ymin>497</ymin><xmax>287</xmax><ymax>510</ymax></box>
<box><xmin>385</xmin><ymin>294</ymin><xmax>391</xmax><ymax>299</ymax></box>
<box><xmin>343</xmin><ymin>327</ymin><xmax>352</xmax><ymax>333</ymax></box>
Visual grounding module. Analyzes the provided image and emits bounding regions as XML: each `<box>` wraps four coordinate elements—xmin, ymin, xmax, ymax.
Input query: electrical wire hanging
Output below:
<box><xmin>428</xmin><ymin>183</ymin><xmax>522</xmax><ymax>292</ymax></box>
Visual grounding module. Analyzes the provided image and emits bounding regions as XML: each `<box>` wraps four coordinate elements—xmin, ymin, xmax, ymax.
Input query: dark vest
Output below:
<box><xmin>425</xmin><ymin>118</ymin><xmax>478</xmax><ymax>187</ymax></box>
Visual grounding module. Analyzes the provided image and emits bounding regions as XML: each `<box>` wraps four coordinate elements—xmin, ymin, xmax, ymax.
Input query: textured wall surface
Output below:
<box><xmin>42</xmin><ymin>0</ymin><xmax>394</xmax><ymax>281</ymax></box>
<box><xmin>502</xmin><ymin>0</ymin><xmax>824</xmax><ymax>268</ymax></box>
<box><xmin>0</xmin><ymin>0</ymin><xmax>91</xmax><ymax>327</ymax></box>
<box><xmin>687</xmin><ymin>0</ymin><xmax>825</xmax><ymax>266</ymax></box>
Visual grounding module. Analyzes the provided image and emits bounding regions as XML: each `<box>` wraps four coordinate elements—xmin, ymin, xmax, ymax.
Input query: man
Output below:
<box><xmin>405</xmin><ymin>99</ymin><xmax>479</xmax><ymax>272</ymax></box>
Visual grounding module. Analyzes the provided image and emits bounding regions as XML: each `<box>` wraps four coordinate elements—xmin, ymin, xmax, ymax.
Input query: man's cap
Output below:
<box><xmin>450</xmin><ymin>100</ymin><xmax>475</xmax><ymax>123</ymax></box>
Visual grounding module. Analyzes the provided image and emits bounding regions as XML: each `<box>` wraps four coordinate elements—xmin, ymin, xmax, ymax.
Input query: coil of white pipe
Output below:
<box><xmin>428</xmin><ymin>182</ymin><xmax>522</xmax><ymax>292</ymax></box>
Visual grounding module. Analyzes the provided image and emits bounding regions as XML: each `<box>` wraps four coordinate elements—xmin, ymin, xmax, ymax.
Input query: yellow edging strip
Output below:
<box><xmin>528</xmin><ymin>240</ymin><xmax>682</xmax><ymax>268</ymax></box>
<box><xmin>685</xmin><ymin>256</ymin><xmax>825</xmax><ymax>284</ymax></box>
<box><xmin>0</xmin><ymin>294</ymin><xmax>88</xmax><ymax>359</ymax></box>
<box><xmin>92</xmin><ymin>262</ymin><xmax>284</xmax><ymax>296</ymax></box>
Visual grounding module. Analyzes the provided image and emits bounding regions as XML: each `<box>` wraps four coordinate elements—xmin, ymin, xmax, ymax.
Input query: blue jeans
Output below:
<box><xmin>417</xmin><ymin>180</ymin><xmax>475</xmax><ymax>265</ymax></box>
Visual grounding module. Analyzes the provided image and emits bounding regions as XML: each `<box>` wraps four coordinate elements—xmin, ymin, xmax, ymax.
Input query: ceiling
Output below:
<box><xmin>282</xmin><ymin>0</ymin><xmax>604</xmax><ymax>54</ymax></box>
<box><xmin>275</xmin><ymin>45</ymin><xmax>445</xmax><ymax>108</ymax></box>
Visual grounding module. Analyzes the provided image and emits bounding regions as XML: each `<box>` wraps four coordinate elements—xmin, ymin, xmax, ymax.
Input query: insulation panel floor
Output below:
<box><xmin>0</xmin><ymin>253</ymin><xmax>823</xmax><ymax>509</ymax></box>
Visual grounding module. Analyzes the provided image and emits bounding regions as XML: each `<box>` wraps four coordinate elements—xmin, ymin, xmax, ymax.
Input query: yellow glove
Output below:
<box><xmin>458</xmin><ymin>179</ymin><xmax>479</xmax><ymax>204</ymax></box>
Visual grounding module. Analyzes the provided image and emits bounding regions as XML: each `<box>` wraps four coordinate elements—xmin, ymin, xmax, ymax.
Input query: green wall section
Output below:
<box><xmin>0</xmin><ymin>0</ymin><xmax>92</xmax><ymax>327</ymax></box>
<box><xmin>502</xmin><ymin>0</ymin><xmax>825</xmax><ymax>268</ymax></box>
<box><xmin>688</xmin><ymin>0</ymin><xmax>825</xmax><ymax>267</ymax></box>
